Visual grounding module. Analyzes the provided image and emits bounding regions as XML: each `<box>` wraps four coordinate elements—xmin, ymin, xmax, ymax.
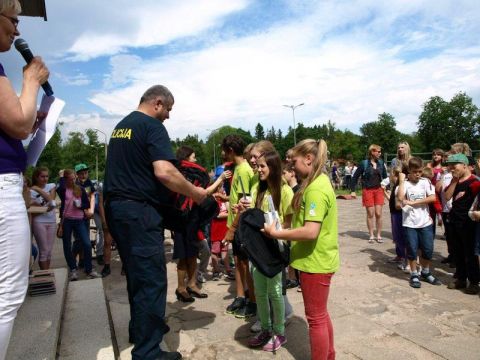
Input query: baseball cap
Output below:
<box><xmin>74</xmin><ymin>163</ymin><xmax>89</xmax><ymax>172</ymax></box>
<box><xmin>445</xmin><ymin>153</ymin><xmax>468</xmax><ymax>165</ymax></box>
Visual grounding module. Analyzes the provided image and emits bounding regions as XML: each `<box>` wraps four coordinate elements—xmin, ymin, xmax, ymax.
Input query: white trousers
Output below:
<box><xmin>0</xmin><ymin>174</ymin><xmax>30</xmax><ymax>360</ymax></box>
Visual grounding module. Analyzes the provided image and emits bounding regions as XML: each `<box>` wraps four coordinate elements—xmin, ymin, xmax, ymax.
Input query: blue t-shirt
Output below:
<box><xmin>0</xmin><ymin>63</ymin><xmax>27</xmax><ymax>174</ymax></box>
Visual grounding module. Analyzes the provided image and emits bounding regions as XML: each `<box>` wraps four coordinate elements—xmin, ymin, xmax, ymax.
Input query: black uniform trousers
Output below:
<box><xmin>106</xmin><ymin>199</ymin><xmax>169</xmax><ymax>360</ymax></box>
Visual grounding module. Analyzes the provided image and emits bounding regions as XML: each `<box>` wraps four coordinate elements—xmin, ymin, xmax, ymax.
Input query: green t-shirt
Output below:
<box><xmin>251</xmin><ymin>182</ymin><xmax>294</xmax><ymax>224</ymax></box>
<box><xmin>227</xmin><ymin>161</ymin><xmax>254</xmax><ymax>227</ymax></box>
<box><xmin>290</xmin><ymin>174</ymin><xmax>339</xmax><ymax>273</ymax></box>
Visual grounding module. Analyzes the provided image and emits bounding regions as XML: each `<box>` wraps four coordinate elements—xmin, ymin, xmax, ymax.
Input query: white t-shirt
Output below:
<box><xmin>440</xmin><ymin>172</ymin><xmax>453</xmax><ymax>213</ymax></box>
<box><xmin>30</xmin><ymin>183</ymin><xmax>57</xmax><ymax>223</ymax></box>
<box><xmin>397</xmin><ymin>178</ymin><xmax>435</xmax><ymax>228</ymax></box>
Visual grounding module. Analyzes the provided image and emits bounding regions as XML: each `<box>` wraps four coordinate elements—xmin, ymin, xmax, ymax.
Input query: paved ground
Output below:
<box><xmin>99</xmin><ymin>199</ymin><xmax>480</xmax><ymax>360</ymax></box>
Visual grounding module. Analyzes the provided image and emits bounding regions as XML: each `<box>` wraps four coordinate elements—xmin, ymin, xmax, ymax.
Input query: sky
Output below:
<box><xmin>3</xmin><ymin>0</ymin><xmax>480</xmax><ymax>143</ymax></box>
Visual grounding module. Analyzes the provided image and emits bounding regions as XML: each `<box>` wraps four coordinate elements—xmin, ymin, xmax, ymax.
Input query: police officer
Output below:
<box><xmin>104</xmin><ymin>85</ymin><xmax>207</xmax><ymax>360</ymax></box>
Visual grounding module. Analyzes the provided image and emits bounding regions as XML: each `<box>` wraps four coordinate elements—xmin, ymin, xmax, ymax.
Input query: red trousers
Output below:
<box><xmin>300</xmin><ymin>272</ymin><xmax>335</xmax><ymax>360</ymax></box>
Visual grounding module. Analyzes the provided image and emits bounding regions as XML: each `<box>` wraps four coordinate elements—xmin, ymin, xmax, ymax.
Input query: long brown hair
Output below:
<box><xmin>291</xmin><ymin>139</ymin><xmax>328</xmax><ymax>210</ymax></box>
<box><xmin>32</xmin><ymin>166</ymin><xmax>49</xmax><ymax>186</ymax></box>
<box><xmin>255</xmin><ymin>150</ymin><xmax>283</xmax><ymax>211</ymax></box>
<box><xmin>63</xmin><ymin>169</ymin><xmax>82</xmax><ymax>198</ymax></box>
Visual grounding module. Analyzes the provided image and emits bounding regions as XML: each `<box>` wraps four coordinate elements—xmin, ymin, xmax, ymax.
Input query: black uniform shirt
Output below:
<box><xmin>104</xmin><ymin>111</ymin><xmax>176</xmax><ymax>206</ymax></box>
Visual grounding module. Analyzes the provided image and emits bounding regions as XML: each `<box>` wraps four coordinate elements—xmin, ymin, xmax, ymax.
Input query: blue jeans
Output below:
<box><xmin>62</xmin><ymin>218</ymin><xmax>93</xmax><ymax>273</ymax></box>
<box><xmin>404</xmin><ymin>225</ymin><xmax>434</xmax><ymax>261</ymax></box>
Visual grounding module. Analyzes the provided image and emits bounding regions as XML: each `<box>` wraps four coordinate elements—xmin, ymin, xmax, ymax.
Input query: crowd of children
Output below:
<box><xmin>381</xmin><ymin>143</ymin><xmax>480</xmax><ymax>294</ymax></box>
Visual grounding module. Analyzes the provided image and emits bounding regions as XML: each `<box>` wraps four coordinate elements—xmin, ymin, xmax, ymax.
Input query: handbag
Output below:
<box><xmin>57</xmin><ymin>197</ymin><xmax>74</xmax><ymax>238</ymax></box>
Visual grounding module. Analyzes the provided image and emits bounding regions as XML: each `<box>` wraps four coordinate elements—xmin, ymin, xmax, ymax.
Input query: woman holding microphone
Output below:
<box><xmin>0</xmin><ymin>1</ymin><xmax>50</xmax><ymax>357</ymax></box>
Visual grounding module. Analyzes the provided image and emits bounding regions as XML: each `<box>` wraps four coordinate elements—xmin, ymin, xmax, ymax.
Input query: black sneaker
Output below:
<box><xmin>235</xmin><ymin>301</ymin><xmax>257</xmax><ymax>319</ymax></box>
<box><xmin>101</xmin><ymin>264</ymin><xmax>111</xmax><ymax>278</ymax></box>
<box><xmin>96</xmin><ymin>255</ymin><xmax>105</xmax><ymax>266</ymax></box>
<box><xmin>409</xmin><ymin>274</ymin><xmax>421</xmax><ymax>288</ymax></box>
<box><xmin>420</xmin><ymin>272</ymin><xmax>442</xmax><ymax>285</ymax></box>
<box><xmin>225</xmin><ymin>271</ymin><xmax>235</xmax><ymax>280</ymax></box>
<box><xmin>226</xmin><ymin>297</ymin><xmax>245</xmax><ymax>314</ymax></box>
<box><xmin>464</xmin><ymin>283</ymin><xmax>480</xmax><ymax>295</ymax></box>
<box><xmin>286</xmin><ymin>279</ymin><xmax>299</xmax><ymax>289</ymax></box>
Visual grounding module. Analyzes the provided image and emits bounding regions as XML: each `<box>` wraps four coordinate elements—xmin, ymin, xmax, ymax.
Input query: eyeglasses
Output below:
<box><xmin>1</xmin><ymin>14</ymin><xmax>19</xmax><ymax>30</ymax></box>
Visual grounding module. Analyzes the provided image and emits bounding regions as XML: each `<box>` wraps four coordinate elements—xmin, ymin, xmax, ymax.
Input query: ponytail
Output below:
<box><xmin>292</xmin><ymin>139</ymin><xmax>328</xmax><ymax>210</ymax></box>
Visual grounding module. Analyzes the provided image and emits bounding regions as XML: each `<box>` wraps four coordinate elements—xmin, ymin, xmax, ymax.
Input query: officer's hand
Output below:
<box><xmin>192</xmin><ymin>187</ymin><xmax>208</xmax><ymax>205</ymax></box>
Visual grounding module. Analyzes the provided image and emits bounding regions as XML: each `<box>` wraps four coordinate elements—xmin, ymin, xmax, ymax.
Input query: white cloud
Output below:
<box><xmin>56</xmin><ymin>72</ymin><xmax>91</xmax><ymax>86</ymax></box>
<box><xmin>88</xmin><ymin>1</ymin><xmax>480</xmax><ymax>139</ymax></box>
<box><xmin>59</xmin><ymin>113</ymin><xmax>121</xmax><ymax>142</ymax></box>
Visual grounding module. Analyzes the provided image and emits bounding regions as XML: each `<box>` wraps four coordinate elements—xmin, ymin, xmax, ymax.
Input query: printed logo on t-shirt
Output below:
<box><xmin>111</xmin><ymin>128</ymin><xmax>132</xmax><ymax>140</ymax></box>
<box><xmin>309</xmin><ymin>202</ymin><xmax>317</xmax><ymax>216</ymax></box>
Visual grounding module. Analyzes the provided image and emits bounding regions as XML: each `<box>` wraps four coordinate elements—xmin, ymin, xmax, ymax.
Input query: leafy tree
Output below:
<box><xmin>35</xmin><ymin>126</ymin><xmax>63</xmax><ymax>182</ymax></box>
<box><xmin>360</xmin><ymin>113</ymin><xmax>401</xmax><ymax>155</ymax></box>
<box><xmin>417</xmin><ymin>92</ymin><xmax>480</xmax><ymax>150</ymax></box>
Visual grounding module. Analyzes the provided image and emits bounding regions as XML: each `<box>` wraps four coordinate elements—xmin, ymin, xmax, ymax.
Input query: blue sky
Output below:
<box><xmin>3</xmin><ymin>0</ymin><xmax>480</xmax><ymax>142</ymax></box>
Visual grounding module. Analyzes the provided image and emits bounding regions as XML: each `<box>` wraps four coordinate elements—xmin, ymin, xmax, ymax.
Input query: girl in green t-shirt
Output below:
<box><xmin>247</xmin><ymin>150</ymin><xmax>293</xmax><ymax>352</ymax></box>
<box><xmin>264</xmin><ymin>139</ymin><xmax>338</xmax><ymax>360</ymax></box>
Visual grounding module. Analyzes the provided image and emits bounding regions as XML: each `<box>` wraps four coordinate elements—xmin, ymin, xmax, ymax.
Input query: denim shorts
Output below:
<box><xmin>404</xmin><ymin>225</ymin><xmax>434</xmax><ymax>260</ymax></box>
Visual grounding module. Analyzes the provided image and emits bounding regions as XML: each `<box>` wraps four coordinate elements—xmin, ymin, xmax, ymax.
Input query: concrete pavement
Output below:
<box><xmin>103</xmin><ymin>198</ymin><xmax>480</xmax><ymax>360</ymax></box>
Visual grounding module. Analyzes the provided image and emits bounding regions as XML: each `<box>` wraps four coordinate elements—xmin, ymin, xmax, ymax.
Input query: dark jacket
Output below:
<box><xmin>236</xmin><ymin>208</ymin><xmax>289</xmax><ymax>278</ymax></box>
<box><xmin>350</xmin><ymin>158</ymin><xmax>387</xmax><ymax>191</ymax></box>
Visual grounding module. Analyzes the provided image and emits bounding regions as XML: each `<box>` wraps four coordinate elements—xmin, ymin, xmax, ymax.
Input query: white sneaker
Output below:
<box><xmin>250</xmin><ymin>319</ymin><xmax>262</xmax><ymax>333</ymax></box>
<box><xmin>87</xmin><ymin>270</ymin><xmax>101</xmax><ymax>279</ymax></box>
<box><xmin>69</xmin><ymin>270</ymin><xmax>78</xmax><ymax>281</ymax></box>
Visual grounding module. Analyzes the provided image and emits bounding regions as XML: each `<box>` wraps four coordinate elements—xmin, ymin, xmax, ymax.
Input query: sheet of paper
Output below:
<box><xmin>26</xmin><ymin>95</ymin><xmax>65</xmax><ymax>167</ymax></box>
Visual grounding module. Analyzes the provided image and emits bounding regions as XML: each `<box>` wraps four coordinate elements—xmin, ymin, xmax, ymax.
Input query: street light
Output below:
<box><xmin>207</xmin><ymin>127</ymin><xmax>222</xmax><ymax>169</ymax></box>
<box><xmin>283</xmin><ymin>103</ymin><xmax>304</xmax><ymax>145</ymax></box>
<box><xmin>94</xmin><ymin>128</ymin><xmax>108</xmax><ymax>159</ymax></box>
<box><xmin>89</xmin><ymin>144</ymin><xmax>99</xmax><ymax>182</ymax></box>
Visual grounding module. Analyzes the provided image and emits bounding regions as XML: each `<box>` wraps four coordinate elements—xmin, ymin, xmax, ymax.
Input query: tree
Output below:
<box><xmin>417</xmin><ymin>92</ymin><xmax>480</xmax><ymax>151</ymax></box>
<box><xmin>254</xmin><ymin>123</ymin><xmax>265</xmax><ymax>140</ymax></box>
<box><xmin>35</xmin><ymin>126</ymin><xmax>63</xmax><ymax>182</ymax></box>
<box><xmin>360</xmin><ymin>113</ymin><xmax>401</xmax><ymax>155</ymax></box>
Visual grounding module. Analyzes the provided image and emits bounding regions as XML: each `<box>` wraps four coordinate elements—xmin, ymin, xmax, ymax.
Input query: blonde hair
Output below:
<box><xmin>422</xmin><ymin>166</ymin><xmax>433</xmax><ymax>179</ymax></box>
<box><xmin>368</xmin><ymin>144</ymin><xmax>381</xmax><ymax>160</ymax></box>
<box><xmin>0</xmin><ymin>0</ymin><xmax>21</xmax><ymax>14</ymax></box>
<box><xmin>252</xmin><ymin>140</ymin><xmax>275</xmax><ymax>155</ymax></box>
<box><xmin>291</xmin><ymin>139</ymin><xmax>328</xmax><ymax>210</ymax></box>
<box><xmin>63</xmin><ymin>169</ymin><xmax>82</xmax><ymax>198</ymax></box>
<box><xmin>451</xmin><ymin>142</ymin><xmax>472</xmax><ymax>156</ymax></box>
<box><xmin>244</xmin><ymin>143</ymin><xmax>255</xmax><ymax>159</ymax></box>
<box><xmin>396</xmin><ymin>141</ymin><xmax>411</xmax><ymax>161</ymax></box>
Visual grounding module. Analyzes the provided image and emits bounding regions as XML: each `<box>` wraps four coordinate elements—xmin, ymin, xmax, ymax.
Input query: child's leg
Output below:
<box><xmin>251</xmin><ymin>267</ymin><xmax>271</xmax><ymax>331</ymax></box>
<box><xmin>418</xmin><ymin>225</ymin><xmax>442</xmax><ymax>285</ymax></box>
<box><xmin>266</xmin><ymin>272</ymin><xmax>285</xmax><ymax>336</ymax></box>
<box><xmin>404</xmin><ymin>227</ymin><xmax>419</xmax><ymax>282</ymax></box>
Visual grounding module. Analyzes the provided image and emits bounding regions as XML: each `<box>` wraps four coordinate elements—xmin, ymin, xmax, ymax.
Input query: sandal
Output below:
<box><xmin>368</xmin><ymin>236</ymin><xmax>375</xmax><ymax>243</ymax></box>
<box><xmin>376</xmin><ymin>237</ymin><xmax>384</xmax><ymax>243</ymax></box>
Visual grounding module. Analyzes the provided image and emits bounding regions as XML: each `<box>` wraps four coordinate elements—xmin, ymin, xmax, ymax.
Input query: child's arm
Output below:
<box><xmin>397</xmin><ymin>173</ymin><xmax>406</xmax><ymax>202</ymax></box>
<box><xmin>264</xmin><ymin>220</ymin><xmax>320</xmax><ymax>242</ymax></box>
<box><xmin>444</xmin><ymin>177</ymin><xmax>458</xmax><ymax>201</ymax></box>
<box><xmin>402</xmin><ymin>194</ymin><xmax>436</xmax><ymax>207</ymax></box>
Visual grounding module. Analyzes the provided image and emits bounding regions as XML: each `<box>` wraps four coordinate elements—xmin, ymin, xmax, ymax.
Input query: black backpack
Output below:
<box><xmin>236</xmin><ymin>208</ymin><xmax>290</xmax><ymax>278</ymax></box>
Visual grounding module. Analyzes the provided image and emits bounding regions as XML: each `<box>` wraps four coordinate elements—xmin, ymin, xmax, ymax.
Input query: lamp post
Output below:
<box><xmin>89</xmin><ymin>144</ymin><xmax>99</xmax><ymax>182</ymax></box>
<box><xmin>207</xmin><ymin>127</ymin><xmax>222</xmax><ymax>170</ymax></box>
<box><xmin>283</xmin><ymin>103</ymin><xmax>304</xmax><ymax>145</ymax></box>
<box><xmin>94</xmin><ymin>128</ymin><xmax>108</xmax><ymax>159</ymax></box>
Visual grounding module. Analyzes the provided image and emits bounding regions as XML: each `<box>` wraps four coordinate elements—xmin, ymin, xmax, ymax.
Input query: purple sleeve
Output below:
<box><xmin>0</xmin><ymin>63</ymin><xmax>5</xmax><ymax>77</ymax></box>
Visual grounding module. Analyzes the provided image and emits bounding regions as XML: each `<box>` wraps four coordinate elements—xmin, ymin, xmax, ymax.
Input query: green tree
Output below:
<box><xmin>417</xmin><ymin>92</ymin><xmax>480</xmax><ymax>150</ymax></box>
<box><xmin>360</xmin><ymin>113</ymin><xmax>401</xmax><ymax>155</ymax></box>
<box><xmin>35</xmin><ymin>126</ymin><xmax>63</xmax><ymax>182</ymax></box>
<box><xmin>254</xmin><ymin>123</ymin><xmax>265</xmax><ymax>140</ymax></box>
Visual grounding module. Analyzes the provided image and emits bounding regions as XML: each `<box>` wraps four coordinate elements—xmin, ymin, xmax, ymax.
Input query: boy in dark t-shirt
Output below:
<box><xmin>444</xmin><ymin>153</ymin><xmax>480</xmax><ymax>294</ymax></box>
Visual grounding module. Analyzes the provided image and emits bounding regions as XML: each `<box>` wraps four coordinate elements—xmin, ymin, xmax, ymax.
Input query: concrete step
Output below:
<box><xmin>7</xmin><ymin>268</ymin><xmax>68</xmax><ymax>360</ymax></box>
<box><xmin>57</xmin><ymin>277</ymin><xmax>115</xmax><ymax>360</ymax></box>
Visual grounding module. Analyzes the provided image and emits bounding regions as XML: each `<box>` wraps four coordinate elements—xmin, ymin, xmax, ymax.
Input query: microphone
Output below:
<box><xmin>14</xmin><ymin>38</ymin><xmax>54</xmax><ymax>96</ymax></box>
